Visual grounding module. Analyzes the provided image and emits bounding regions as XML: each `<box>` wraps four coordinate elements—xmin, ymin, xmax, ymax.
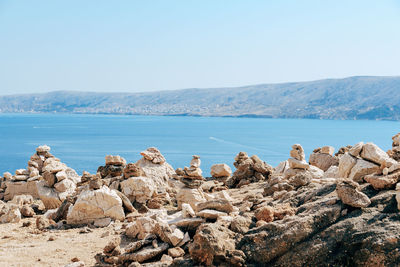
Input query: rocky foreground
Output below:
<box><xmin>1</xmin><ymin>135</ymin><xmax>400</xmax><ymax>266</ymax></box>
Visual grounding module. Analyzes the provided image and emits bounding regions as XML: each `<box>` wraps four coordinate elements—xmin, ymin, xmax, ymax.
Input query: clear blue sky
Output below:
<box><xmin>0</xmin><ymin>0</ymin><xmax>399</xmax><ymax>95</ymax></box>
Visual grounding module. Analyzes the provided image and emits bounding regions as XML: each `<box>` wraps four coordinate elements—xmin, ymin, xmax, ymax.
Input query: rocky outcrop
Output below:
<box><xmin>239</xmin><ymin>180</ymin><xmax>400</xmax><ymax>266</ymax></box>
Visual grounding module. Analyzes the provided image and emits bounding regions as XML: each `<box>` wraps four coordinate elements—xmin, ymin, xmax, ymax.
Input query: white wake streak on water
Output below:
<box><xmin>209</xmin><ymin>137</ymin><xmax>285</xmax><ymax>156</ymax></box>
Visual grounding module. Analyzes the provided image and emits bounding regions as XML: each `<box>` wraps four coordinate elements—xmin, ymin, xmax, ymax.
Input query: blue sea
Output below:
<box><xmin>0</xmin><ymin>113</ymin><xmax>399</xmax><ymax>176</ymax></box>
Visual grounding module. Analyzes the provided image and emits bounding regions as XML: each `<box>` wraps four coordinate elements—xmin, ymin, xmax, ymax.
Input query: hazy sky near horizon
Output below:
<box><xmin>0</xmin><ymin>0</ymin><xmax>399</xmax><ymax>95</ymax></box>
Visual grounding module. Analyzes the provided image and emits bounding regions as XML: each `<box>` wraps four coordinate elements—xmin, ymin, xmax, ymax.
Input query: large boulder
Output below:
<box><xmin>238</xmin><ymin>184</ymin><xmax>342</xmax><ymax>265</ymax></box>
<box><xmin>66</xmin><ymin>186</ymin><xmax>125</xmax><ymax>224</ymax></box>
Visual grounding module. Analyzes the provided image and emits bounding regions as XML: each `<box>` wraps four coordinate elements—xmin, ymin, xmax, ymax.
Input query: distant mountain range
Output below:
<box><xmin>1</xmin><ymin>76</ymin><xmax>400</xmax><ymax>120</ymax></box>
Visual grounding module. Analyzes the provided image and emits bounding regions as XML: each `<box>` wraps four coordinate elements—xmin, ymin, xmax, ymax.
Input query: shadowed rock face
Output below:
<box><xmin>238</xmin><ymin>182</ymin><xmax>400</xmax><ymax>267</ymax></box>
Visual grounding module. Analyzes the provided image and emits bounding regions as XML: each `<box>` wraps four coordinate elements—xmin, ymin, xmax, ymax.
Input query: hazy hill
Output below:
<box><xmin>1</xmin><ymin>76</ymin><xmax>400</xmax><ymax>120</ymax></box>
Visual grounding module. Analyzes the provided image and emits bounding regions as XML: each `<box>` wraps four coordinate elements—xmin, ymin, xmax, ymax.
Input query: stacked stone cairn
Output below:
<box><xmin>119</xmin><ymin>148</ymin><xmax>175</xmax><ymax>211</ymax></box>
<box><xmin>179</xmin><ymin>155</ymin><xmax>204</xmax><ymax>188</ymax></box>
<box><xmin>226</xmin><ymin>152</ymin><xmax>273</xmax><ymax>188</ymax></box>
<box><xmin>0</xmin><ymin>145</ymin><xmax>80</xmax><ymax>210</ymax></box>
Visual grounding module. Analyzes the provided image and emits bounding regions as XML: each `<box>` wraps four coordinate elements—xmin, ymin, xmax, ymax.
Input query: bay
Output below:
<box><xmin>0</xmin><ymin>113</ymin><xmax>399</xmax><ymax>176</ymax></box>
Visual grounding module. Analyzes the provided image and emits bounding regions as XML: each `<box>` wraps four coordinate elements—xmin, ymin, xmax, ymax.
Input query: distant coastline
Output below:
<box><xmin>1</xmin><ymin>111</ymin><xmax>399</xmax><ymax>122</ymax></box>
<box><xmin>1</xmin><ymin>76</ymin><xmax>400</xmax><ymax>121</ymax></box>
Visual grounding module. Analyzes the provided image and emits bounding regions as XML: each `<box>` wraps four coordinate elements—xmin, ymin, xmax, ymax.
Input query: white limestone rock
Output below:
<box><xmin>288</xmin><ymin>158</ymin><xmax>309</xmax><ymax>170</ymax></box>
<box><xmin>190</xmin><ymin>155</ymin><xmax>201</xmax><ymax>168</ymax></box>
<box><xmin>182</xmin><ymin>203</ymin><xmax>196</xmax><ymax>218</ymax></box>
<box><xmin>210</xmin><ymin>164</ymin><xmax>232</xmax><ymax>178</ymax></box>
<box><xmin>136</xmin><ymin>157</ymin><xmax>175</xmax><ymax>192</ymax></box>
<box><xmin>36</xmin><ymin>145</ymin><xmax>51</xmax><ymax>153</ymax></box>
<box><xmin>66</xmin><ymin>186</ymin><xmax>125</xmax><ymax>224</ymax></box>
<box><xmin>338</xmin><ymin>153</ymin><xmax>357</xmax><ymax>178</ymax></box>
<box><xmin>120</xmin><ymin>176</ymin><xmax>155</xmax><ymax>203</ymax></box>
<box><xmin>56</xmin><ymin>170</ymin><xmax>68</xmax><ymax>182</ymax></box>
<box><xmin>290</xmin><ymin>144</ymin><xmax>306</xmax><ymax>161</ymax></box>
<box><xmin>176</xmin><ymin>188</ymin><xmax>206</xmax><ymax>210</ymax></box>
<box><xmin>274</xmin><ymin>161</ymin><xmax>289</xmax><ymax>175</ymax></box>
<box><xmin>140</xmin><ymin>147</ymin><xmax>166</xmax><ymax>164</ymax></box>
<box><xmin>320</xmin><ymin>146</ymin><xmax>335</xmax><ymax>155</ymax></box>
<box><xmin>323</xmin><ymin>166</ymin><xmax>339</xmax><ymax>178</ymax></box>
<box><xmin>105</xmin><ymin>155</ymin><xmax>126</xmax><ymax>166</ymax></box>
<box><xmin>42</xmin><ymin>158</ymin><xmax>67</xmax><ymax>173</ymax></box>
<box><xmin>348</xmin><ymin>159</ymin><xmax>380</xmax><ymax>182</ymax></box>
<box><xmin>349</xmin><ymin>142</ymin><xmax>364</xmax><ymax>157</ymax></box>
<box><xmin>54</xmin><ymin>178</ymin><xmax>76</xmax><ymax>193</ymax></box>
<box><xmin>360</xmin><ymin>142</ymin><xmax>393</xmax><ymax>167</ymax></box>
<box><xmin>36</xmin><ymin>181</ymin><xmax>62</xmax><ymax>209</ymax></box>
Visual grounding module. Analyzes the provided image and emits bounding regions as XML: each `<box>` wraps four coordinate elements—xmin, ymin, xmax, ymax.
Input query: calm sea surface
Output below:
<box><xmin>0</xmin><ymin>114</ymin><xmax>399</xmax><ymax>176</ymax></box>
